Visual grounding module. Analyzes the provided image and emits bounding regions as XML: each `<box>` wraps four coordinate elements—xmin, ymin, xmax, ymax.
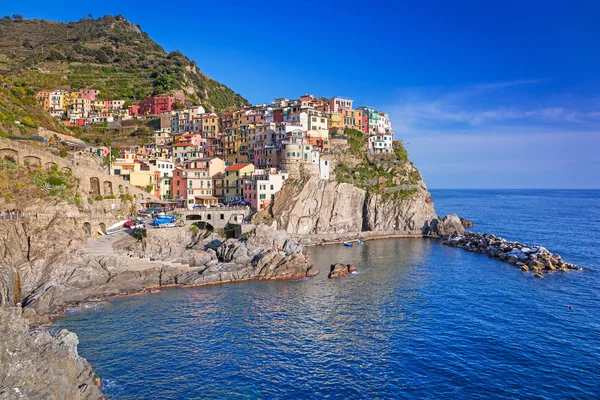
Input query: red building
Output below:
<box><xmin>273</xmin><ymin>109</ymin><xmax>284</xmax><ymax>123</ymax></box>
<box><xmin>172</xmin><ymin>168</ymin><xmax>188</xmax><ymax>203</ymax></box>
<box><xmin>128</xmin><ymin>105</ymin><xmax>140</xmax><ymax>116</ymax></box>
<box><xmin>138</xmin><ymin>94</ymin><xmax>185</xmax><ymax>115</ymax></box>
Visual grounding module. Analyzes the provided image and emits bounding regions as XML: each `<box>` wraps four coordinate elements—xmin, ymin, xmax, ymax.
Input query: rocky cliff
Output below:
<box><xmin>0</xmin><ymin>307</ymin><xmax>103</xmax><ymax>400</ymax></box>
<box><xmin>260</xmin><ymin>176</ymin><xmax>436</xmax><ymax>235</ymax></box>
<box><xmin>257</xmin><ymin>166</ymin><xmax>437</xmax><ymax>236</ymax></box>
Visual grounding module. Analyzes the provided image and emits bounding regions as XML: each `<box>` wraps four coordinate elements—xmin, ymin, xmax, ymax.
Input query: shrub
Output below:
<box><xmin>94</xmin><ymin>195</ymin><xmax>104</xmax><ymax>201</ymax></box>
<box><xmin>59</xmin><ymin>147</ymin><xmax>68</xmax><ymax>158</ymax></box>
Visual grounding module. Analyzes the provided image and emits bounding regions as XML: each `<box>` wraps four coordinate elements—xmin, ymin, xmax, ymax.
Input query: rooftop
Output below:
<box><xmin>226</xmin><ymin>163</ymin><xmax>252</xmax><ymax>172</ymax></box>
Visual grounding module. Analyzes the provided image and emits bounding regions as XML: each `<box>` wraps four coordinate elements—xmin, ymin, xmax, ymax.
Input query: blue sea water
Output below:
<box><xmin>55</xmin><ymin>190</ymin><xmax>600</xmax><ymax>399</ymax></box>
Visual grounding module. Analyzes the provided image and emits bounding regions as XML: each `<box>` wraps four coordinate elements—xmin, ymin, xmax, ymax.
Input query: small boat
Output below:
<box><xmin>153</xmin><ymin>215</ymin><xmax>178</xmax><ymax>228</ymax></box>
<box><xmin>106</xmin><ymin>220</ymin><xmax>128</xmax><ymax>235</ymax></box>
<box><xmin>343</xmin><ymin>241</ymin><xmax>353</xmax><ymax>247</ymax></box>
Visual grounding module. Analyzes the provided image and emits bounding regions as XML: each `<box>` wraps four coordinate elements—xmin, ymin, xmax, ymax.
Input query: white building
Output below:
<box><xmin>368</xmin><ymin>134</ymin><xmax>393</xmax><ymax>154</ymax></box>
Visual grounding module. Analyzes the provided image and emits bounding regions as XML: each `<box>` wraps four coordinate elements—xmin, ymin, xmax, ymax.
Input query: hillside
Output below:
<box><xmin>0</xmin><ymin>15</ymin><xmax>249</xmax><ymax>112</ymax></box>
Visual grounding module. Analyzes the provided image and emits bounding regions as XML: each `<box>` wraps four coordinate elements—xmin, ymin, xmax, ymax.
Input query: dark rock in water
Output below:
<box><xmin>0</xmin><ymin>307</ymin><xmax>103</xmax><ymax>399</ymax></box>
<box><xmin>328</xmin><ymin>263</ymin><xmax>356</xmax><ymax>279</ymax></box>
<box><xmin>460</xmin><ymin>217</ymin><xmax>475</xmax><ymax>228</ymax></box>
<box><xmin>438</xmin><ymin>231</ymin><xmax>580</xmax><ymax>275</ymax></box>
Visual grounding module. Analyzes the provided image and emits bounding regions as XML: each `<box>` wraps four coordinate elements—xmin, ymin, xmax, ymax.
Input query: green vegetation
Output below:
<box><xmin>28</xmin><ymin>165</ymin><xmax>78</xmax><ymax>201</ymax></box>
<box><xmin>0</xmin><ymin>75</ymin><xmax>71</xmax><ymax>136</ymax></box>
<box><xmin>393</xmin><ymin>140</ymin><xmax>409</xmax><ymax>162</ymax></box>
<box><xmin>336</xmin><ymin>161</ymin><xmax>397</xmax><ymax>194</ymax></box>
<box><xmin>145</xmin><ymin>184</ymin><xmax>153</xmax><ymax>193</ymax></box>
<box><xmin>0</xmin><ymin>15</ymin><xmax>249</xmax><ymax>111</ymax></box>
<box><xmin>343</xmin><ymin>127</ymin><xmax>366</xmax><ymax>156</ymax></box>
<box><xmin>120</xmin><ymin>193</ymin><xmax>134</xmax><ymax>202</ymax></box>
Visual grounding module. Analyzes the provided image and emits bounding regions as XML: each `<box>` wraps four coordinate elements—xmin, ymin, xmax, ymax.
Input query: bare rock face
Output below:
<box><xmin>261</xmin><ymin>176</ymin><xmax>437</xmax><ymax>235</ymax></box>
<box><xmin>0</xmin><ymin>307</ymin><xmax>103</xmax><ymax>400</ymax></box>
<box><xmin>328</xmin><ymin>263</ymin><xmax>357</xmax><ymax>279</ymax></box>
<box><xmin>426</xmin><ymin>214</ymin><xmax>466</xmax><ymax>237</ymax></box>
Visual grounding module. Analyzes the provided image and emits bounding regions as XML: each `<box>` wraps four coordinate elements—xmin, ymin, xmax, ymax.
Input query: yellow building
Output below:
<box><xmin>62</xmin><ymin>91</ymin><xmax>79</xmax><ymax>112</ymax></box>
<box><xmin>233</xmin><ymin>110</ymin><xmax>246</xmax><ymax>128</ymax></box>
<box><xmin>328</xmin><ymin>112</ymin><xmax>342</xmax><ymax>131</ymax></box>
<box><xmin>201</xmin><ymin>113</ymin><xmax>220</xmax><ymax>138</ymax></box>
<box><xmin>224</xmin><ymin>128</ymin><xmax>239</xmax><ymax>165</ymax></box>
<box><xmin>129</xmin><ymin>169</ymin><xmax>156</xmax><ymax>189</ymax></box>
<box><xmin>225</xmin><ymin>163</ymin><xmax>254</xmax><ymax>202</ymax></box>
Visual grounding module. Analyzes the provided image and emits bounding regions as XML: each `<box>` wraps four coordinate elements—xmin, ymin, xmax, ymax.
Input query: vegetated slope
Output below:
<box><xmin>0</xmin><ymin>76</ymin><xmax>71</xmax><ymax>137</ymax></box>
<box><xmin>0</xmin><ymin>15</ymin><xmax>249</xmax><ymax>111</ymax></box>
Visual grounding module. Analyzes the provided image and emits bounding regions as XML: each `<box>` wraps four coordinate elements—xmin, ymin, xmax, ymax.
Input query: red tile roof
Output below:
<box><xmin>225</xmin><ymin>163</ymin><xmax>252</xmax><ymax>172</ymax></box>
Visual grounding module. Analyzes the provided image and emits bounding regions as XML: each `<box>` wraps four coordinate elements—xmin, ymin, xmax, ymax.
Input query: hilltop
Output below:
<box><xmin>0</xmin><ymin>15</ymin><xmax>249</xmax><ymax>112</ymax></box>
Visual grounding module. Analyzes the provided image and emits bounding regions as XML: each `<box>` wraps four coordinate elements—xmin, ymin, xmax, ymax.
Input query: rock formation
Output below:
<box><xmin>258</xmin><ymin>176</ymin><xmax>437</xmax><ymax>235</ymax></box>
<box><xmin>0</xmin><ymin>307</ymin><xmax>103</xmax><ymax>399</ymax></box>
<box><xmin>328</xmin><ymin>263</ymin><xmax>357</xmax><ymax>279</ymax></box>
<box><xmin>440</xmin><ymin>231</ymin><xmax>580</xmax><ymax>274</ymax></box>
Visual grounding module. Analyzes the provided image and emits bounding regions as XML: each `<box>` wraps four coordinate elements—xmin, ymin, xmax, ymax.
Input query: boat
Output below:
<box><xmin>106</xmin><ymin>220</ymin><xmax>128</xmax><ymax>235</ymax></box>
<box><xmin>153</xmin><ymin>215</ymin><xmax>178</xmax><ymax>228</ymax></box>
<box><xmin>343</xmin><ymin>241</ymin><xmax>353</xmax><ymax>247</ymax></box>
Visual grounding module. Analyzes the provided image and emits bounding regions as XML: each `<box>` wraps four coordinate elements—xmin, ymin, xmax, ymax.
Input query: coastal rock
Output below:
<box><xmin>0</xmin><ymin>307</ymin><xmax>103</xmax><ymax>399</ymax></box>
<box><xmin>255</xmin><ymin>176</ymin><xmax>436</xmax><ymax>235</ymax></box>
<box><xmin>427</xmin><ymin>214</ymin><xmax>465</xmax><ymax>236</ymax></box>
<box><xmin>440</xmin><ymin>231</ymin><xmax>580</xmax><ymax>275</ymax></box>
<box><xmin>460</xmin><ymin>217</ymin><xmax>475</xmax><ymax>228</ymax></box>
<box><xmin>328</xmin><ymin>263</ymin><xmax>357</xmax><ymax>279</ymax></box>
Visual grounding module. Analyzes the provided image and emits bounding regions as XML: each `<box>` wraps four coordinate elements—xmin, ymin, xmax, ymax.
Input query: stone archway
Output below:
<box><xmin>118</xmin><ymin>184</ymin><xmax>123</xmax><ymax>194</ymax></box>
<box><xmin>186</xmin><ymin>214</ymin><xmax>204</xmax><ymax>221</ymax></box>
<box><xmin>90</xmin><ymin>177</ymin><xmax>100</xmax><ymax>197</ymax></box>
<box><xmin>45</xmin><ymin>162</ymin><xmax>57</xmax><ymax>170</ymax></box>
<box><xmin>191</xmin><ymin>221</ymin><xmax>214</xmax><ymax>232</ymax></box>
<box><xmin>0</xmin><ymin>148</ymin><xmax>19</xmax><ymax>163</ymax></box>
<box><xmin>103</xmin><ymin>181</ymin><xmax>113</xmax><ymax>196</ymax></box>
<box><xmin>23</xmin><ymin>155</ymin><xmax>42</xmax><ymax>167</ymax></box>
<box><xmin>83</xmin><ymin>222</ymin><xmax>92</xmax><ymax>238</ymax></box>
<box><xmin>98</xmin><ymin>222</ymin><xmax>107</xmax><ymax>235</ymax></box>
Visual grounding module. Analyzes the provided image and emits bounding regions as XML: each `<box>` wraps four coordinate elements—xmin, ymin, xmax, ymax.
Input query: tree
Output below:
<box><xmin>59</xmin><ymin>147</ymin><xmax>68</xmax><ymax>158</ymax></box>
<box><xmin>95</xmin><ymin>49</ymin><xmax>110</xmax><ymax>64</ymax></box>
<box><xmin>172</xmin><ymin>101</ymin><xmax>185</xmax><ymax>111</ymax></box>
<box><xmin>12</xmin><ymin>14</ymin><xmax>23</xmax><ymax>21</ymax></box>
<box><xmin>22</xmin><ymin>39</ymin><xmax>31</xmax><ymax>48</ymax></box>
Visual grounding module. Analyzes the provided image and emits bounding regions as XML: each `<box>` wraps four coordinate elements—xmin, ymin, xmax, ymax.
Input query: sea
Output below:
<box><xmin>54</xmin><ymin>189</ymin><xmax>600</xmax><ymax>399</ymax></box>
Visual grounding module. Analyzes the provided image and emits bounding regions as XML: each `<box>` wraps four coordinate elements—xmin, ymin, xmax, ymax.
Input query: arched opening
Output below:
<box><xmin>0</xmin><ymin>148</ymin><xmax>19</xmax><ymax>163</ymax></box>
<box><xmin>83</xmin><ymin>222</ymin><xmax>92</xmax><ymax>238</ymax></box>
<box><xmin>118</xmin><ymin>184</ymin><xmax>123</xmax><ymax>194</ymax></box>
<box><xmin>90</xmin><ymin>177</ymin><xmax>101</xmax><ymax>197</ymax></box>
<box><xmin>186</xmin><ymin>214</ymin><xmax>203</xmax><ymax>222</ymax></box>
<box><xmin>192</xmin><ymin>221</ymin><xmax>214</xmax><ymax>232</ymax></box>
<box><xmin>23</xmin><ymin>155</ymin><xmax>42</xmax><ymax>167</ymax></box>
<box><xmin>220</xmin><ymin>213</ymin><xmax>225</xmax><ymax>220</ymax></box>
<box><xmin>98</xmin><ymin>222</ymin><xmax>107</xmax><ymax>235</ymax></box>
<box><xmin>125</xmin><ymin>186</ymin><xmax>130</xmax><ymax>194</ymax></box>
<box><xmin>103</xmin><ymin>181</ymin><xmax>113</xmax><ymax>196</ymax></box>
<box><xmin>45</xmin><ymin>162</ymin><xmax>57</xmax><ymax>170</ymax></box>
<box><xmin>207</xmin><ymin>213</ymin><xmax>211</xmax><ymax>220</ymax></box>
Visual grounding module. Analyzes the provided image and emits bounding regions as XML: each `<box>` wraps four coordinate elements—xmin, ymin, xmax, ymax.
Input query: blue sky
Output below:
<box><xmin>2</xmin><ymin>1</ymin><xmax>599</xmax><ymax>188</ymax></box>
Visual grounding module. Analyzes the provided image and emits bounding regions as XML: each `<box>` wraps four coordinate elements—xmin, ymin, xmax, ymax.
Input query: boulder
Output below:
<box><xmin>328</xmin><ymin>263</ymin><xmax>356</xmax><ymax>279</ymax></box>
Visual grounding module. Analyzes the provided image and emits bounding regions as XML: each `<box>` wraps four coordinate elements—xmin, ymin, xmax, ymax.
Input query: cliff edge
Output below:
<box><xmin>256</xmin><ymin>135</ymin><xmax>438</xmax><ymax>236</ymax></box>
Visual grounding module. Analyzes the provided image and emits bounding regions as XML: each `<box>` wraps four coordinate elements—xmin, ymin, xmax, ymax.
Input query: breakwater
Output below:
<box><xmin>441</xmin><ymin>231</ymin><xmax>580</xmax><ymax>276</ymax></box>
